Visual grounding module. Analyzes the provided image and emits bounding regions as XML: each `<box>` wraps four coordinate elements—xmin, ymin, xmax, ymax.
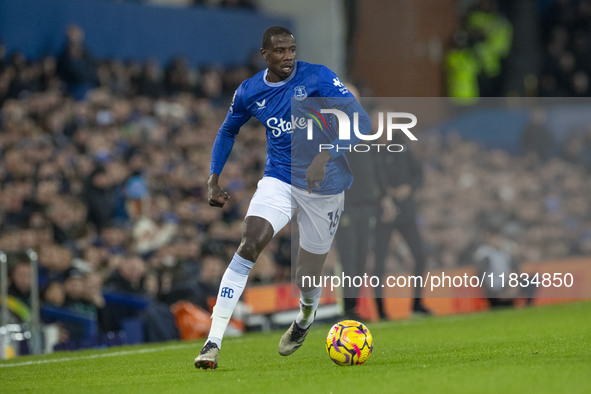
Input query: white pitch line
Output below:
<box><xmin>0</xmin><ymin>343</ymin><xmax>192</xmax><ymax>368</ymax></box>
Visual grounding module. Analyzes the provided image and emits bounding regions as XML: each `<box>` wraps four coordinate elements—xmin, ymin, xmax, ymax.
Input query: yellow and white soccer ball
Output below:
<box><xmin>326</xmin><ymin>320</ymin><xmax>373</xmax><ymax>366</ymax></box>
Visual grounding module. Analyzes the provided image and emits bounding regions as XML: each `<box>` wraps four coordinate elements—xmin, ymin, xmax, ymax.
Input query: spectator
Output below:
<box><xmin>446</xmin><ymin>30</ymin><xmax>480</xmax><ymax>100</ymax></box>
<box><xmin>57</xmin><ymin>25</ymin><xmax>98</xmax><ymax>100</ymax></box>
<box><xmin>335</xmin><ymin>134</ymin><xmax>380</xmax><ymax>319</ymax></box>
<box><xmin>8</xmin><ymin>257</ymin><xmax>32</xmax><ymax>306</ymax></box>
<box><xmin>136</xmin><ymin>59</ymin><xmax>164</xmax><ymax>99</ymax></box>
<box><xmin>473</xmin><ymin>217</ymin><xmax>535</xmax><ymax>308</ymax></box>
<box><xmin>373</xmin><ymin>134</ymin><xmax>432</xmax><ymax>317</ymax></box>
<box><xmin>63</xmin><ymin>268</ymin><xmax>96</xmax><ymax>317</ymax></box>
<box><xmin>82</xmin><ymin>166</ymin><xmax>114</xmax><ymax>235</ymax></box>
<box><xmin>147</xmin><ymin>245</ymin><xmax>201</xmax><ymax>306</ymax></box>
<box><xmin>104</xmin><ymin>254</ymin><xmax>146</xmax><ymax>295</ymax></box>
<box><xmin>47</xmin><ymin>195</ymin><xmax>88</xmax><ymax>248</ymax></box>
<box><xmin>164</xmin><ymin>56</ymin><xmax>193</xmax><ymax>95</ymax></box>
<box><xmin>83</xmin><ymin>272</ymin><xmax>110</xmax><ymax>333</ymax></box>
<box><xmin>97</xmin><ymin>221</ymin><xmax>129</xmax><ymax>256</ymax></box>
<box><xmin>196</xmin><ymin>253</ymin><xmax>225</xmax><ymax>308</ymax></box>
<box><xmin>445</xmin><ymin>0</ymin><xmax>512</xmax><ymax>97</ymax></box>
<box><xmin>103</xmin><ymin>254</ymin><xmax>179</xmax><ymax>342</ymax></box>
<box><xmin>521</xmin><ymin>108</ymin><xmax>555</xmax><ymax>161</ymax></box>
<box><xmin>466</xmin><ymin>0</ymin><xmax>513</xmax><ymax>96</ymax></box>
<box><xmin>43</xmin><ymin>281</ymin><xmax>66</xmax><ymax>308</ymax></box>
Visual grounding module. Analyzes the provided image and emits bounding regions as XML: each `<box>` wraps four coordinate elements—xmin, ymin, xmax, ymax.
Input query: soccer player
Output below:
<box><xmin>194</xmin><ymin>26</ymin><xmax>370</xmax><ymax>370</ymax></box>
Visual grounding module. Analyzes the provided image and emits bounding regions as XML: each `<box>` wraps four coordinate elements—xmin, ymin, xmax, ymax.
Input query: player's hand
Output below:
<box><xmin>208</xmin><ymin>184</ymin><xmax>229</xmax><ymax>207</ymax></box>
<box><xmin>306</xmin><ymin>151</ymin><xmax>331</xmax><ymax>193</ymax></box>
<box><xmin>208</xmin><ymin>174</ymin><xmax>230</xmax><ymax>208</ymax></box>
<box><xmin>380</xmin><ymin>196</ymin><xmax>398</xmax><ymax>223</ymax></box>
<box><xmin>390</xmin><ymin>184</ymin><xmax>412</xmax><ymax>201</ymax></box>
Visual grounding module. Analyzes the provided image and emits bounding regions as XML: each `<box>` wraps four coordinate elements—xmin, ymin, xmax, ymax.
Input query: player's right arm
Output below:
<box><xmin>208</xmin><ymin>84</ymin><xmax>251</xmax><ymax>207</ymax></box>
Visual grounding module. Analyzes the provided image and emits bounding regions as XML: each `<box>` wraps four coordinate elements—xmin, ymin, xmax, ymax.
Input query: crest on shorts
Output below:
<box><xmin>294</xmin><ymin>85</ymin><xmax>307</xmax><ymax>100</ymax></box>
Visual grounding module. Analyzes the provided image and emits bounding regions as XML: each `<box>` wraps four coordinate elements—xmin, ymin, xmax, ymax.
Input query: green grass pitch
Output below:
<box><xmin>1</xmin><ymin>301</ymin><xmax>589</xmax><ymax>393</ymax></box>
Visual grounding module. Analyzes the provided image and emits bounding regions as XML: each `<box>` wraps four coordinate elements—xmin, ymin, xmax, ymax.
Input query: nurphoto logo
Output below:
<box><xmin>305</xmin><ymin>108</ymin><xmax>418</xmax><ymax>153</ymax></box>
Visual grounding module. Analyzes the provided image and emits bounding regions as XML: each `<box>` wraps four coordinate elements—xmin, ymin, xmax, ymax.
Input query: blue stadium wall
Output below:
<box><xmin>438</xmin><ymin>100</ymin><xmax>591</xmax><ymax>154</ymax></box>
<box><xmin>0</xmin><ymin>0</ymin><xmax>291</xmax><ymax>66</ymax></box>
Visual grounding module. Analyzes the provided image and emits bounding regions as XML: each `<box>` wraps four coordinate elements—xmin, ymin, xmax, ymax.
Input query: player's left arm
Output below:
<box><xmin>303</xmin><ymin>67</ymin><xmax>371</xmax><ymax>192</ymax></box>
<box><xmin>318</xmin><ymin>66</ymin><xmax>372</xmax><ymax>158</ymax></box>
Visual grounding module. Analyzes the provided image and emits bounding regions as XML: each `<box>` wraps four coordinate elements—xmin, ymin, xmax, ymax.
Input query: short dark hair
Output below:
<box><xmin>8</xmin><ymin>253</ymin><xmax>30</xmax><ymax>278</ymax></box>
<box><xmin>262</xmin><ymin>26</ymin><xmax>294</xmax><ymax>49</ymax></box>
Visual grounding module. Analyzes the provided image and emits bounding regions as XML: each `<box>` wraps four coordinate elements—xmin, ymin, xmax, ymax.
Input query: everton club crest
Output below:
<box><xmin>294</xmin><ymin>85</ymin><xmax>307</xmax><ymax>100</ymax></box>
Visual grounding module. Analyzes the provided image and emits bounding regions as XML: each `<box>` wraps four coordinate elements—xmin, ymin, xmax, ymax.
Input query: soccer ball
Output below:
<box><xmin>326</xmin><ymin>320</ymin><xmax>373</xmax><ymax>366</ymax></box>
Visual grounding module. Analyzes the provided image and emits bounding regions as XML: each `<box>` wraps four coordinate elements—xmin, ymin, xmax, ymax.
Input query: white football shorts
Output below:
<box><xmin>246</xmin><ymin>176</ymin><xmax>344</xmax><ymax>254</ymax></box>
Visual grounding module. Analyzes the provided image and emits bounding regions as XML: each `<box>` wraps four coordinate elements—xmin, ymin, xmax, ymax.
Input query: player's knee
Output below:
<box><xmin>296</xmin><ymin>278</ymin><xmax>316</xmax><ymax>293</ymax></box>
<box><xmin>236</xmin><ymin>240</ymin><xmax>262</xmax><ymax>263</ymax></box>
<box><xmin>237</xmin><ymin>217</ymin><xmax>274</xmax><ymax>262</ymax></box>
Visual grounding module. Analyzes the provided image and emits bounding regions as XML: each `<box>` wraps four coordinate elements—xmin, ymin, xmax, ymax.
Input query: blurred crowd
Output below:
<box><xmin>322</xmin><ymin>111</ymin><xmax>591</xmax><ymax>285</ymax></box>
<box><xmin>0</xmin><ymin>25</ymin><xmax>278</xmax><ymax>348</ymax></box>
<box><xmin>539</xmin><ymin>0</ymin><xmax>591</xmax><ymax>96</ymax></box>
<box><xmin>409</xmin><ymin>129</ymin><xmax>591</xmax><ymax>274</ymax></box>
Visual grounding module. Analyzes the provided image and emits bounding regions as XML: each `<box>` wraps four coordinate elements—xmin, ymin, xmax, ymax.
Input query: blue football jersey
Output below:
<box><xmin>210</xmin><ymin>60</ymin><xmax>366</xmax><ymax>194</ymax></box>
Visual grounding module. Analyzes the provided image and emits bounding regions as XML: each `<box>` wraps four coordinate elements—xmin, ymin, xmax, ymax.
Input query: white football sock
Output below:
<box><xmin>206</xmin><ymin>253</ymin><xmax>253</xmax><ymax>348</ymax></box>
<box><xmin>295</xmin><ymin>286</ymin><xmax>322</xmax><ymax>329</ymax></box>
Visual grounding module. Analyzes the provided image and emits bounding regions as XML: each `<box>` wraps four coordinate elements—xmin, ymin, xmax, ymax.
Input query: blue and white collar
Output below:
<box><xmin>263</xmin><ymin>61</ymin><xmax>298</xmax><ymax>87</ymax></box>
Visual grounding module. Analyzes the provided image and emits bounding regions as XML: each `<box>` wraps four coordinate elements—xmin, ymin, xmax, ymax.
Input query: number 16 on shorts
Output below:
<box><xmin>328</xmin><ymin>209</ymin><xmax>341</xmax><ymax>236</ymax></box>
